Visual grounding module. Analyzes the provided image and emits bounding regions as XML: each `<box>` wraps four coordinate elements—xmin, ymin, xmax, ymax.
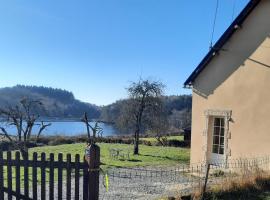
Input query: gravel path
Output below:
<box><xmin>4</xmin><ymin>166</ymin><xmax>195</xmax><ymax>200</ymax></box>
<box><xmin>100</xmin><ymin>166</ymin><xmax>192</xmax><ymax>200</ymax></box>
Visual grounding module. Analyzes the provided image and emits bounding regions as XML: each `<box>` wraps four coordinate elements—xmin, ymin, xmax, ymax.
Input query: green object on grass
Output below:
<box><xmin>105</xmin><ymin>174</ymin><xmax>109</xmax><ymax>192</ymax></box>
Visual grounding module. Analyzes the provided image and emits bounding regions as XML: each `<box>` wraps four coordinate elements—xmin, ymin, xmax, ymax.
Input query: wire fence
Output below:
<box><xmin>99</xmin><ymin>155</ymin><xmax>270</xmax><ymax>200</ymax></box>
<box><xmin>1</xmin><ymin>154</ymin><xmax>269</xmax><ymax>200</ymax></box>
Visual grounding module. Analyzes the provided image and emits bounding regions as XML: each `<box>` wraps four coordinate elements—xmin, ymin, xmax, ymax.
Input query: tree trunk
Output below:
<box><xmin>133</xmin><ymin>97</ymin><xmax>145</xmax><ymax>155</ymax></box>
<box><xmin>133</xmin><ymin>130</ymin><xmax>139</xmax><ymax>155</ymax></box>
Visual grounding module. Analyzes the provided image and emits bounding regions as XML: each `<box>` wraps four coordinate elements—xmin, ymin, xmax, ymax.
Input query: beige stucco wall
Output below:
<box><xmin>190</xmin><ymin>0</ymin><xmax>270</xmax><ymax>164</ymax></box>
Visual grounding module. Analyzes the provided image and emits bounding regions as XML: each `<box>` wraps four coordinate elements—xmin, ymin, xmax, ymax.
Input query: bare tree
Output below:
<box><xmin>122</xmin><ymin>79</ymin><xmax>165</xmax><ymax>155</ymax></box>
<box><xmin>0</xmin><ymin>98</ymin><xmax>51</xmax><ymax>159</ymax></box>
<box><xmin>169</xmin><ymin>109</ymin><xmax>191</xmax><ymax>130</ymax></box>
<box><xmin>81</xmin><ymin>112</ymin><xmax>103</xmax><ymax>144</ymax></box>
<box><xmin>148</xmin><ymin>111</ymin><xmax>169</xmax><ymax>146</ymax></box>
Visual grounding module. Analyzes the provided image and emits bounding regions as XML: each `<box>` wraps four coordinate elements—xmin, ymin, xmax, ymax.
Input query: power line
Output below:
<box><xmin>209</xmin><ymin>0</ymin><xmax>220</xmax><ymax>49</ymax></box>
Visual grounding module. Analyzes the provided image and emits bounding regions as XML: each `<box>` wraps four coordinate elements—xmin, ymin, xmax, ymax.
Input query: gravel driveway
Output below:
<box><xmin>4</xmin><ymin>166</ymin><xmax>196</xmax><ymax>200</ymax></box>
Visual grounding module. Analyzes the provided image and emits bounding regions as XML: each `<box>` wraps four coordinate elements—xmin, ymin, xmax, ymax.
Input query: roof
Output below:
<box><xmin>184</xmin><ymin>0</ymin><xmax>262</xmax><ymax>87</ymax></box>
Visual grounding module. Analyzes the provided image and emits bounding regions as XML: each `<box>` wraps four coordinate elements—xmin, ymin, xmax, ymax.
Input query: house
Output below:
<box><xmin>184</xmin><ymin>0</ymin><xmax>270</xmax><ymax>165</ymax></box>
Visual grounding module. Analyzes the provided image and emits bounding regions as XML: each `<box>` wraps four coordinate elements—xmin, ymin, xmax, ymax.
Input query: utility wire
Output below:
<box><xmin>209</xmin><ymin>0</ymin><xmax>220</xmax><ymax>49</ymax></box>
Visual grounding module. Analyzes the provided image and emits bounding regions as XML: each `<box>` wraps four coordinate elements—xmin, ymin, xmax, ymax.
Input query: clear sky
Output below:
<box><xmin>0</xmin><ymin>0</ymin><xmax>249</xmax><ymax>105</ymax></box>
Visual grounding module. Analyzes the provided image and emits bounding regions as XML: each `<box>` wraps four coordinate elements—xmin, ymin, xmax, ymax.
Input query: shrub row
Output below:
<box><xmin>35</xmin><ymin>135</ymin><xmax>190</xmax><ymax>147</ymax></box>
<box><xmin>0</xmin><ymin>141</ymin><xmax>38</xmax><ymax>151</ymax></box>
<box><xmin>0</xmin><ymin>135</ymin><xmax>190</xmax><ymax>150</ymax></box>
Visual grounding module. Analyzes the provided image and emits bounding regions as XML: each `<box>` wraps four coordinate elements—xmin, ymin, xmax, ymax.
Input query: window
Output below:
<box><xmin>212</xmin><ymin>117</ymin><xmax>225</xmax><ymax>155</ymax></box>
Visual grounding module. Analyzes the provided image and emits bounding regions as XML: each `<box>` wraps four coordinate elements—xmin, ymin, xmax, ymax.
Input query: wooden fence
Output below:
<box><xmin>0</xmin><ymin>144</ymin><xmax>100</xmax><ymax>200</ymax></box>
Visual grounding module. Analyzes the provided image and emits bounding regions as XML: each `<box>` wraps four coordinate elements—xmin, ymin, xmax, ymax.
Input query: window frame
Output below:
<box><xmin>212</xmin><ymin>117</ymin><xmax>225</xmax><ymax>155</ymax></box>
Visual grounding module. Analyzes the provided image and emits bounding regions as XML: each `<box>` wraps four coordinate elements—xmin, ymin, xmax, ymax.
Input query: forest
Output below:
<box><xmin>0</xmin><ymin>85</ymin><xmax>191</xmax><ymax>133</ymax></box>
<box><xmin>0</xmin><ymin>85</ymin><xmax>100</xmax><ymax>119</ymax></box>
<box><xmin>100</xmin><ymin>95</ymin><xmax>192</xmax><ymax>133</ymax></box>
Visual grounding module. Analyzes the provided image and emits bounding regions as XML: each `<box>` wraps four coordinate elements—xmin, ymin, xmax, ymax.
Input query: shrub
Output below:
<box><xmin>122</xmin><ymin>138</ymin><xmax>134</xmax><ymax>144</ymax></box>
<box><xmin>142</xmin><ymin>140</ymin><xmax>152</xmax><ymax>146</ymax></box>
<box><xmin>72</xmin><ymin>135</ymin><xmax>88</xmax><ymax>143</ymax></box>
<box><xmin>0</xmin><ymin>141</ymin><xmax>13</xmax><ymax>151</ymax></box>
<box><xmin>48</xmin><ymin>136</ymin><xmax>74</xmax><ymax>146</ymax></box>
<box><xmin>25</xmin><ymin>134</ymin><xmax>189</xmax><ymax>148</ymax></box>
<box><xmin>35</xmin><ymin>136</ymin><xmax>51</xmax><ymax>145</ymax></box>
<box><xmin>0</xmin><ymin>141</ymin><xmax>37</xmax><ymax>151</ymax></box>
<box><xmin>167</xmin><ymin>140</ymin><xmax>190</xmax><ymax>148</ymax></box>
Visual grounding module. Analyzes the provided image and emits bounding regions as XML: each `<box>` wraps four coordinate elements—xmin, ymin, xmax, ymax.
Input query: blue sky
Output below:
<box><xmin>0</xmin><ymin>0</ymin><xmax>249</xmax><ymax>105</ymax></box>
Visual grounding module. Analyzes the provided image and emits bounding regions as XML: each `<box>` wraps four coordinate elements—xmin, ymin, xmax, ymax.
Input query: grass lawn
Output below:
<box><xmin>2</xmin><ymin>142</ymin><xmax>190</xmax><ymax>188</ymax></box>
<box><xmin>29</xmin><ymin>142</ymin><xmax>190</xmax><ymax>169</ymax></box>
<box><xmin>141</xmin><ymin>135</ymin><xmax>184</xmax><ymax>143</ymax></box>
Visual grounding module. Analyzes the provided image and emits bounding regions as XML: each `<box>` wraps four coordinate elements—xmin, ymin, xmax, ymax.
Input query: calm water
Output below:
<box><xmin>1</xmin><ymin>121</ymin><xmax>118</xmax><ymax>137</ymax></box>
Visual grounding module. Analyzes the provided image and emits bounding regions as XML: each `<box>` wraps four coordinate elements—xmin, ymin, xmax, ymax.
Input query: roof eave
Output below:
<box><xmin>183</xmin><ymin>0</ymin><xmax>262</xmax><ymax>88</ymax></box>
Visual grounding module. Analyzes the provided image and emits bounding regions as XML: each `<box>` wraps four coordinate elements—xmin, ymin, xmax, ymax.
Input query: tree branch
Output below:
<box><xmin>0</xmin><ymin>127</ymin><xmax>14</xmax><ymax>143</ymax></box>
<box><xmin>36</xmin><ymin>121</ymin><xmax>51</xmax><ymax>141</ymax></box>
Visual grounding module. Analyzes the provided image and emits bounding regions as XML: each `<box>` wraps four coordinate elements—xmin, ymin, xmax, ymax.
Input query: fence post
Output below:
<box><xmin>201</xmin><ymin>163</ymin><xmax>210</xmax><ymax>200</ymax></box>
<box><xmin>0</xmin><ymin>151</ymin><xmax>4</xmax><ymax>200</ymax></box>
<box><xmin>85</xmin><ymin>144</ymin><xmax>100</xmax><ymax>200</ymax></box>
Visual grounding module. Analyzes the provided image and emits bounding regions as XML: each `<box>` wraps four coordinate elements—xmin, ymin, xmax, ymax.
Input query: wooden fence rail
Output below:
<box><xmin>0</xmin><ymin>144</ymin><xmax>100</xmax><ymax>200</ymax></box>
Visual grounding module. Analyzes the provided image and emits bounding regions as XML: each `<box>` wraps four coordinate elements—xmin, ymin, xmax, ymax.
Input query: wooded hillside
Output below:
<box><xmin>0</xmin><ymin>85</ymin><xmax>100</xmax><ymax>119</ymax></box>
<box><xmin>100</xmin><ymin>95</ymin><xmax>192</xmax><ymax>133</ymax></box>
<box><xmin>0</xmin><ymin>85</ymin><xmax>192</xmax><ymax>131</ymax></box>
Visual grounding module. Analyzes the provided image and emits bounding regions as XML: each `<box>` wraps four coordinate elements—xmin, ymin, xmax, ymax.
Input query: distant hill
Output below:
<box><xmin>0</xmin><ymin>85</ymin><xmax>192</xmax><ymax>127</ymax></box>
<box><xmin>0</xmin><ymin>85</ymin><xmax>100</xmax><ymax>119</ymax></box>
<box><xmin>100</xmin><ymin>95</ymin><xmax>192</xmax><ymax>131</ymax></box>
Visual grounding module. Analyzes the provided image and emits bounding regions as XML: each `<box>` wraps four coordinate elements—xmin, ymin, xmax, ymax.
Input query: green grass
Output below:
<box><xmin>29</xmin><ymin>142</ymin><xmax>190</xmax><ymax>169</ymax></box>
<box><xmin>2</xmin><ymin>142</ymin><xmax>190</xmax><ymax>187</ymax></box>
<box><xmin>141</xmin><ymin>135</ymin><xmax>184</xmax><ymax>143</ymax></box>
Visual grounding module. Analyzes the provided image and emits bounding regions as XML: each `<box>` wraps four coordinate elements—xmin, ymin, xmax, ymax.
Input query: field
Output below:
<box><xmin>2</xmin><ymin>141</ymin><xmax>190</xmax><ymax>189</ymax></box>
<box><xmin>29</xmin><ymin>142</ymin><xmax>190</xmax><ymax>169</ymax></box>
<box><xmin>141</xmin><ymin>135</ymin><xmax>184</xmax><ymax>142</ymax></box>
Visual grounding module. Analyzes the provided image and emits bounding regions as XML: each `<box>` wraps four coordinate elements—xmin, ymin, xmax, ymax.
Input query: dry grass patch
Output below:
<box><xmin>193</xmin><ymin>169</ymin><xmax>270</xmax><ymax>200</ymax></box>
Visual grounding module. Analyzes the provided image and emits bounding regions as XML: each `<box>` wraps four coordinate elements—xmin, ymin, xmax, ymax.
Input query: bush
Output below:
<box><xmin>26</xmin><ymin>142</ymin><xmax>38</xmax><ymax>148</ymax></box>
<box><xmin>167</xmin><ymin>140</ymin><xmax>190</xmax><ymax>147</ymax></box>
<box><xmin>48</xmin><ymin>136</ymin><xmax>74</xmax><ymax>146</ymax></box>
<box><xmin>122</xmin><ymin>138</ymin><xmax>134</xmax><ymax>144</ymax></box>
<box><xmin>35</xmin><ymin>137</ymin><xmax>51</xmax><ymax>145</ymax></box>
<box><xmin>72</xmin><ymin>135</ymin><xmax>88</xmax><ymax>143</ymax></box>
<box><xmin>0</xmin><ymin>141</ymin><xmax>37</xmax><ymax>151</ymax></box>
<box><xmin>142</xmin><ymin>140</ymin><xmax>152</xmax><ymax>146</ymax></box>
<box><xmin>99</xmin><ymin>137</ymin><xmax>134</xmax><ymax>144</ymax></box>
<box><xmin>24</xmin><ymin>134</ymin><xmax>190</xmax><ymax>148</ymax></box>
<box><xmin>0</xmin><ymin>141</ymin><xmax>13</xmax><ymax>151</ymax></box>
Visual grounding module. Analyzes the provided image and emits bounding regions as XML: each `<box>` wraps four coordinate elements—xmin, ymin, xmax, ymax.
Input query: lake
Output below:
<box><xmin>0</xmin><ymin>121</ymin><xmax>118</xmax><ymax>137</ymax></box>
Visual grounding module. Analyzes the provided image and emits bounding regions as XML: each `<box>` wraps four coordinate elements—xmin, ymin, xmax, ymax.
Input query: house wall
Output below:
<box><xmin>190</xmin><ymin>0</ymin><xmax>270</xmax><ymax>164</ymax></box>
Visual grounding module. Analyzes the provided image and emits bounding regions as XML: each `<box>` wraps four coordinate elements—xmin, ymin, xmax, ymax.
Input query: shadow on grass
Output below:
<box><xmin>126</xmin><ymin>159</ymin><xmax>142</xmax><ymax>162</ymax></box>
